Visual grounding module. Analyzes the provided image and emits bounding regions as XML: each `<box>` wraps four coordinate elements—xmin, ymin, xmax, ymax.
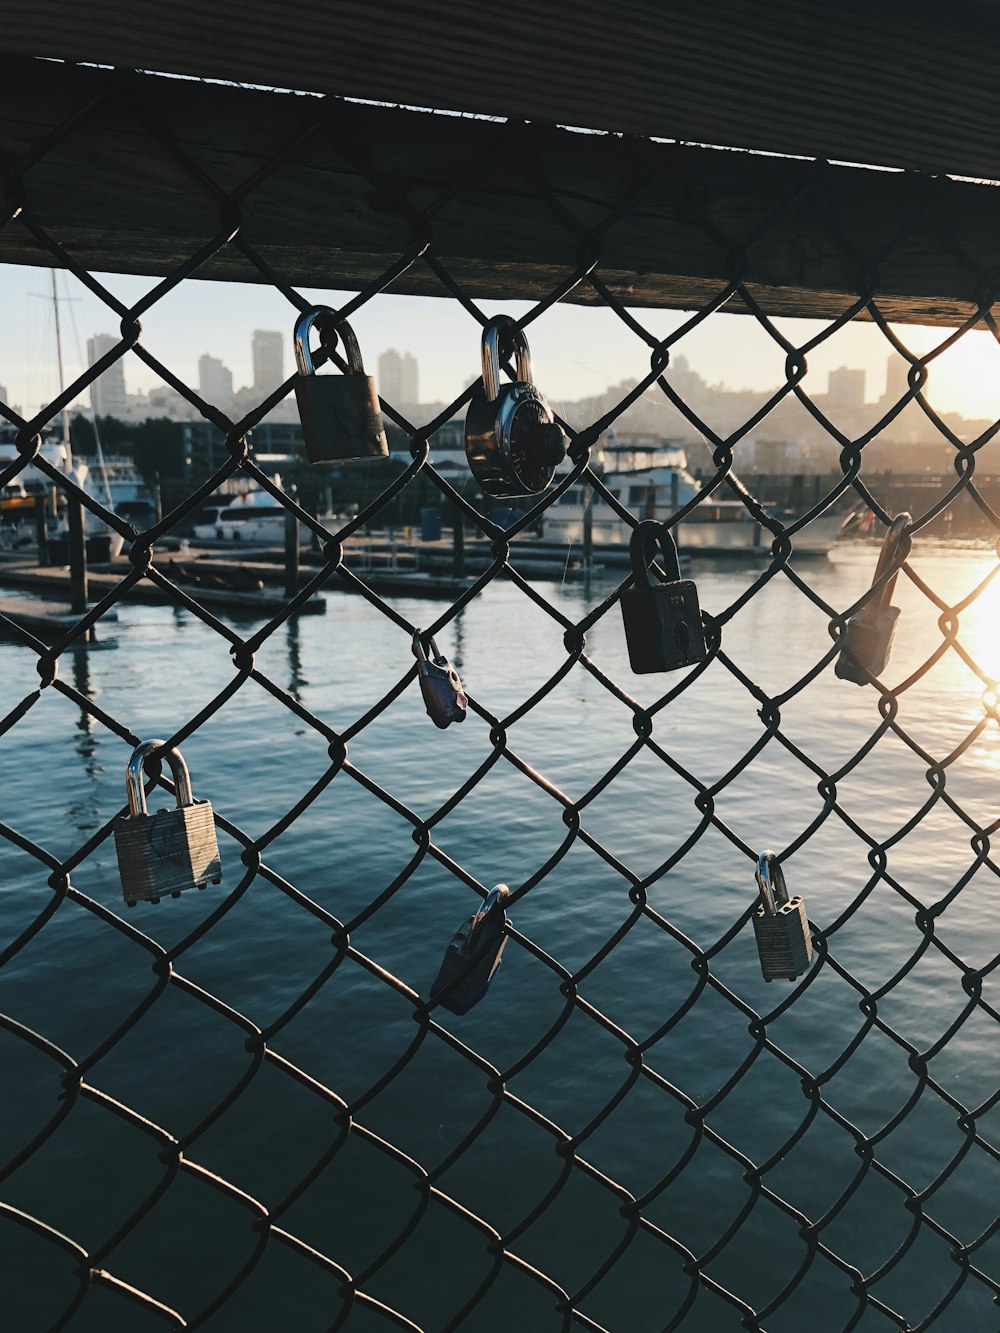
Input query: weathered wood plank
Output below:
<box><xmin>4</xmin><ymin>1</ymin><xmax>1000</xmax><ymax>181</ymax></box>
<box><xmin>2</xmin><ymin>60</ymin><xmax>1000</xmax><ymax>326</ymax></box>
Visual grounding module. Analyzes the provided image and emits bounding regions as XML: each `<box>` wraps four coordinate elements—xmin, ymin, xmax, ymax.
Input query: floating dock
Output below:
<box><xmin>0</xmin><ymin>562</ymin><xmax>326</xmax><ymax>618</ymax></box>
<box><xmin>0</xmin><ymin>596</ymin><xmax>118</xmax><ymax>643</ymax></box>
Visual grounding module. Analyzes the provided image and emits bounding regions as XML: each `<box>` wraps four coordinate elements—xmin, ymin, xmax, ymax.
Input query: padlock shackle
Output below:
<box><xmin>470</xmin><ymin>883</ymin><xmax>510</xmax><ymax>945</ymax></box>
<box><xmin>629</xmin><ymin>520</ymin><xmax>682</xmax><ymax>589</ymax></box>
<box><xmin>411</xmin><ymin>628</ymin><xmax>443</xmax><ymax>665</ymax></box>
<box><xmin>864</xmin><ymin>512</ymin><xmax>912</xmax><ymax>619</ymax></box>
<box><xmin>755</xmin><ymin>851</ymin><xmax>789</xmax><ymax>917</ymax></box>
<box><xmin>481</xmin><ymin>316</ymin><xmax>533</xmax><ymax>403</ymax></box>
<box><xmin>293</xmin><ymin>307</ymin><xmax>364</xmax><ymax>377</ymax></box>
<box><xmin>125</xmin><ymin>739</ymin><xmax>195</xmax><ymax>817</ymax></box>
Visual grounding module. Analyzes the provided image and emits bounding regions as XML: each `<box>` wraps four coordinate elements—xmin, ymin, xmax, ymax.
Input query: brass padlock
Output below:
<box><xmin>292</xmin><ymin>306</ymin><xmax>388</xmax><ymax>464</ymax></box>
<box><xmin>836</xmin><ymin>513</ymin><xmax>911</xmax><ymax>684</ymax></box>
<box><xmin>620</xmin><ymin>520</ymin><xmax>708</xmax><ymax>673</ymax></box>
<box><xmin>752</xmin><ymin>851</ymin><xmax>812</xmax><ymax>982</ymax></box>
<box><xmin>465</xmin><ymin>316</ymin><xmax>567</xmax><ymax>498</ymax></box>
<box><xmin>114</xmin><ymin>740</ymin><xmax>222</xmax><ymax>907</ymax></box>
<box><xmin>431</xmin><ymin>884</ymin><xmax>510</xmax><ymax>1014</ymax></box>
<box><xmin>413</xmin><ymin>629</ymin><xmax>467</xmax><ymax>729</ymax></box>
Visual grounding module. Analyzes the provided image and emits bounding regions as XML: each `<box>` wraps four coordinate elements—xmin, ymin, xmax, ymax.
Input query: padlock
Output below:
<box><xmin>431</xmin><ymin>884</ymin><xmax>510</xmax><ymax>1014</ymax></box>
<box><xmin>752</xmin><ymin>851</ymin><xmax>812</xmax><ymax>983</ymax></box>
<box><xmin>836</xmin><ymin>513</ymin><xmax>911</xmax><ymax>684</ymax></box>
<box><xmin>413</xmin><ymin>629</ymin><xmax>467</xmax><ymax>729</ymax></box>
<box><xmin>465</xmin><ymin>315</ymin><xmax>568</xmax><ymax>498</ymax></box>
<box><xmin>292</xmin><ymin>306</ymin><xmax>388</xmax><ymax>464</ymax></box>
<box><xmin>620</xmin><ymin>520</ymin><xmax>708</xmax><ymax>673</ymax></box>
<box><xmin>114</xmin><ymin>739</ymin><xmax>222</xmax><ymax>907</ymax></box>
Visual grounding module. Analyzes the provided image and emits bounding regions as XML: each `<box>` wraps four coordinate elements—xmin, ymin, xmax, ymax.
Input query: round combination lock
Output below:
<box><xmin>464</xmin><ymin>317</ymin><xmax>568</xmax><ymax>499</ymax></box>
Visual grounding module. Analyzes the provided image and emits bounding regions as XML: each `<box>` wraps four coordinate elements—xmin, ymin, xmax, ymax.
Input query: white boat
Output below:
<box><xmin>191</xmin><ymin>489</ymin><xmax>310</xmax><ymax>544</ymax></box>
<box><xmin>0</xmin><ymin>423</ymin><xmax>126</xmax><ymax>557</ymax></box>
<box><xmin>546</xmin><ymin>442</ymin><xmax>843</xmax><ymax>556</ymax></box>
<box><xmin>101</xmin><ymin>454</ymin><xmax>157</xmax><ymax>527</ymax></box>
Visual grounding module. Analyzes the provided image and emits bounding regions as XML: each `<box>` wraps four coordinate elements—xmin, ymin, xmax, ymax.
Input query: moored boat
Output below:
<box><xmin>546</xmin><ymin>441</ymin><xmax>844</xmax><ymax>556</ymax></box>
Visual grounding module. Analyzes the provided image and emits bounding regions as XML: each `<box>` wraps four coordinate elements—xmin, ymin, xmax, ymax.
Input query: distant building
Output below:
<box><xmin>198</xmin><ymin>354</ymin><xmax>234</xmax><ymax>408</ymax></box>
<box><xmin>86</xmin><ymin>333</ymin><xmax>128</xmax><ymax>420</ymax></box>
<box><xmin>883</xmin><ymin>354</ymin><xmax>911</xmax><ymax>404</ymax></box>
<box><xmin>252</xmin><ymin>330</ymin><xmax>284</xmax><ymax>395</ymax></box>
<box><xmin>181</xmin><ymin>419</ymin><xmax>306</xmax><ymax>475</ymax></box>
<box><xmin>826</xmin><ymin>366</ymin><xmax>865</xmax><ymax>408</ymax></box>
<box><xmin>378</xmin><ymin>349</ymin><xmax>419</xmax><ymax>406</ymax></box>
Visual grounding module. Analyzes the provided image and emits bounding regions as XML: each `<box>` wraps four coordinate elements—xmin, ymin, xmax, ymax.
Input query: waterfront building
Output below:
<box><xmin>198</xmin><ymin>354</ymin><xmax>234</xmax><ymax>409</ymax></box>
<box><xmin>252</xmin><ymin>329</ymin><xmax>284</xmax><ymax>395</ymax></box>
<box><xmin>86</xmin><ymin>333</ymin><xmax>128</xmax><ymax>420</ymax></box>
<box><xmin>826</xmin><ymin>365</ymin><xmax>866</xmax><ymax>408</ymax></box>
<box><xmin>378</xmin><ymin>348</ymin><xmax>419</xmax><ymax>406</ymax></box>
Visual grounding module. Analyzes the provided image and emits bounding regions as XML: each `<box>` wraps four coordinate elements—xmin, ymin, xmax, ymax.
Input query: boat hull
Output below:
<box><xmin>550</xmin><ymin>509</ymin><xmax>843</xmax><ymax>556</ymax></box>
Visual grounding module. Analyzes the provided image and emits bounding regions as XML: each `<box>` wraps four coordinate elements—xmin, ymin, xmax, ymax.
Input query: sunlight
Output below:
<box><xmin>917</xmin><ymin>328</ymin><xmax>1000</xmax><ymax>423</ymax></box>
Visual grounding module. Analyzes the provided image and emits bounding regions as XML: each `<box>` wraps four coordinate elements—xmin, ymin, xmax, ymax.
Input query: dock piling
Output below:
<box><xmin>452</xmin><ymin>504</ymin><xmax>465</xmax><ymax>578</ymax></box>
<box><xmin>67</xmin><ymin>494</ymin><xmax>88</xmax><ymax>615</ymax></box>
<box><xmin>34</xmin><ymin>494</ymin><xmax>48</xmax><ymax>566</ymax></box>
<box><xmin>284</xmin><ymin>509</ymin><xmax>299</xmax><ymax>599</ymax></box>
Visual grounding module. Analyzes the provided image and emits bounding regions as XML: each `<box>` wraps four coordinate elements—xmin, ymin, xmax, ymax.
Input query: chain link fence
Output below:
<box><xmin>2</xmin><ymin>60</ymin><xmax>1000</xmax><ymax>1333</ymax></box>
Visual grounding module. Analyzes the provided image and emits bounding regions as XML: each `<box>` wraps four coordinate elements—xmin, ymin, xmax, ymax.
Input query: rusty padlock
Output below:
<box><xmin>413</xmin><ymin>629</ymin><xmax>467</xmax><ymax>728</ymax></box>
<box><xmin>465</xmin><ymin>316</ymin><xmax>567</xmax><ymax>498</ymax></box>
<box><xmin>293</xmin><ymin>306</ymin><xmax>388</xmax><ymax>464</ymax></box>
<box><xmin>114</xmin><ymin>740</ymin><xmax>222</xmax><ymax>907</ymax></box>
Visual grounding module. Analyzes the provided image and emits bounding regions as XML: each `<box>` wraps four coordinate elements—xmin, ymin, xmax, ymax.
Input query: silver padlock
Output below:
<box><xmin>751</xmin><ymin>851</ymin><xmax>812</xmax><ymax>982</ymax></box>
<box><xmin>836</xmin><ymin>513</ymin><xmax>911</xmax><ymax>684</ymax></box>
<box><xmin>293</xmin><ymin>306</ymin><xmax>388</xmax><ymax>464</ymax></box>
<box><xmin>465</xmin><ymin>316</ymin><xmax>567</xmax><ymax>498</ymax></box>
<box><xmin>114</xmin><ymin>740</ymin><xmax>222</xmax><ymax>907</ymax></box>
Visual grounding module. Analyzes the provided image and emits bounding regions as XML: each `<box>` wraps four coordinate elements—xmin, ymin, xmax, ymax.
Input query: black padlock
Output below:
<box><xmin>751</xmin><ymin>851</ymin><xmax>812</xmax><ymax>982</ymax></box>
<box><xmin>431</xmin><ymin>885</ymin><xmax>510</xmax><ymax>1014</ymax></box>
<box><xmin>413</xmin><ymin>629</ymin><xmax>467</xmax><ymax>729</ymax></box>
<box><xmin>620</xmin><ymin>520</ymin><xmax>708</xmax><ymax>673</ymax></box>
<box><xmin>292</xmin><ymin>306</ymin><xmax>388</xmax><ymax>464</ymax></box>
<box><xmin>836</xmin><ymin>513</ymin><xmax>911</xmax><ymax>684</ymax></box>
<box><xmin>465</xmin><ymin>316</ymin><xmax>567</xmax><ymax>498</ymax></box>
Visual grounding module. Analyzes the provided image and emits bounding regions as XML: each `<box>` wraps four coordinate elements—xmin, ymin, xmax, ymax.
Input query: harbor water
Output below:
<box><xmin>3</xmin><ymin>544</ymin><xmax>1000</xmax><ymax>1331</ymax></box>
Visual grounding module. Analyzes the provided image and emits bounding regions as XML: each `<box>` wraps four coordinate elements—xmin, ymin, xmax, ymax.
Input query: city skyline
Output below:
<box><xmin>4</xmin><ymin>262</ymin><xmax>1000</xmax><ymax>426</ymax></box>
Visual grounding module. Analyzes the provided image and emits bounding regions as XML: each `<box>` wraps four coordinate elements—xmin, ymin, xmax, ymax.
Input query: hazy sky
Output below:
<box><xmin>3</xmin><ymin>262</ymin><xmax>999</xmax><ymax>424</ymax></box>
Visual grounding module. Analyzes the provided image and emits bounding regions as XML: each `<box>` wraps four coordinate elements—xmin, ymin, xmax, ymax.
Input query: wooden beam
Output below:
<box><xmin>5</xmin><ymin>1</ymin><xmax>1000</xmax><ymax>181</ymax></box>
<box><xmin>2</xmin><ymin>60</ymin><xmax>1000</xmax><ymax>327</ymax></box>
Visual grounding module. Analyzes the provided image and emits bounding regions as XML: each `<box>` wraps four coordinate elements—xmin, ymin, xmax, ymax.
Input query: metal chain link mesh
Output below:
<box><xmin>2</xmin><ymin>65</ymin><xmax>1000</xmax><ymax>1333</ymax></box>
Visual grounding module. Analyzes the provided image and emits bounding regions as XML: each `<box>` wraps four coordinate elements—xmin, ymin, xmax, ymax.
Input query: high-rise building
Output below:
<box><xmin>198</xmin><ymin>354</ymin><xmax>234</xmax><ymax>407</ymax></box>
<box><xmin>378</xmin><ymin>349</ymin><xmax>419</xmax><ymax>406</ymax></box>
<box><xmin>252</xmin><ymin>330</ymin><xmax>284</xmax><ymax>395</ymax></box>
<box><xmin>883</xmin><ymin>354</ymin><xmax>911</xmax><ymax>404</ymax></box>
<box><xmin>826</xmin><ymin>366</ymin><xmax>865</xmax><ymax>408</ymax></box>
<box><xmin>86</xmin><ymin>333</ymin><xmax>128</xmax><ymax>420</ymax></box>
<box><xmin>400</xmin><ymin>351</ymin><xmax>418</xmax><ymax>405</ymax></box>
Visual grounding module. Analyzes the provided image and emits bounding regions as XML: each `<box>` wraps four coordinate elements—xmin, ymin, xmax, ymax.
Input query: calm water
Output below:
<box><xmin>4</xmin><ymin>545</ymin><xmax>1000</xmax><ymax>1332</ymax></box>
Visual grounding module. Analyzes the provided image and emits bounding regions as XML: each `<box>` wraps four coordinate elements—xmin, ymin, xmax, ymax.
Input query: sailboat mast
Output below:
<box><xmin>50</xmin><ymin>269</ymin><xmax>72</xmax><ymax>466</ymax></box>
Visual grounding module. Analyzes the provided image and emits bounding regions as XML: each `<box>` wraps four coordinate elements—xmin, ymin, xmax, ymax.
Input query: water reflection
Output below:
<box><xmin>286</xmin><ymin>616</ymin><xmax>306</xmax><ymax>703</ymax></box>
<box><xmin>71</xmin><ymin>645</ymin><xmax>97</xmax><ymax>761</ymax></box>
<box><xmin>4</xmin><ymin>550</ymin><xmax>1000</xmax><ymax>1329</ymax></box>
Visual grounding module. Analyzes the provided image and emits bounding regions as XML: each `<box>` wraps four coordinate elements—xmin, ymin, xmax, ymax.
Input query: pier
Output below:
<box><xmin>0</xmin><ymin>558</ymin><xmax>327</xmax><ymax>619</ymax></box>
<box><xmin>0</xmin><ymin>595</ymin><xmax>118</xmax><ymax>642</ymax></box>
